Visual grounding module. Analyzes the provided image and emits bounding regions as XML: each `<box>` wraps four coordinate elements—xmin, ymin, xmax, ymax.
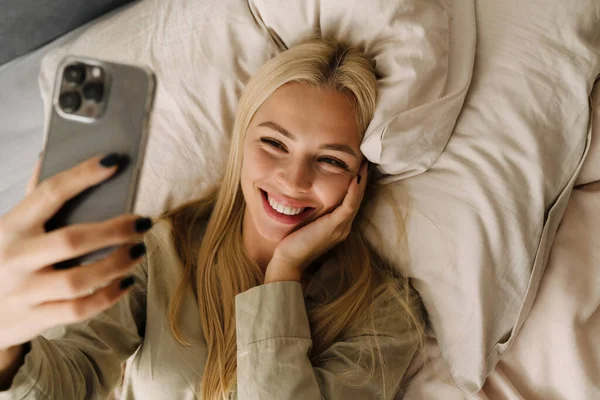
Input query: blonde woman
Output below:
<box><xmin>0</xmin><ymin>37</ymin><xmax>424</xmax><ymax>399</ymax></box>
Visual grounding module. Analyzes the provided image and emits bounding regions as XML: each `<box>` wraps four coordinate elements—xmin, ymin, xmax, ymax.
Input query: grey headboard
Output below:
<box><xmin>0</xmin><ymin>0</ymin><xmax>135</xmax><ymax>66</ymax></box>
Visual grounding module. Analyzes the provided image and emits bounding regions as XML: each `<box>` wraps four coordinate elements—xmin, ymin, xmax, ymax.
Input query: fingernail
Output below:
<box><xmin>357</xmin><ymin>174</ymin><xmax>362</xmax><ymax>184</ymax></box>
<box><xmin>99</xmin><ymin>153</ymin><xmax>121</xmax><ymax>168</ymax></box>
<box><xmin>129</xmin><ymin>242</ymin><xmax>146</xmax><ymax>260</ymax></box>
<box><xmin>120</xmin><ymin>276</ymin><xmax>135</xmax><ymax>290</ymax></box>
<box><xmin>134</xmin><ymin>217</ymin><xmax>153</xmax><ymax>233</ymax></box>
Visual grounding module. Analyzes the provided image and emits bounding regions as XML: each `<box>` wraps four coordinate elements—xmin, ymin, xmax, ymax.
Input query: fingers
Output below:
<box><xmin>9</xmin><ymin>154</ymin><xmax>121</xmax><ymax>230</ymax></box>
<box><xmin>323</xmin><ymin>161</ymin><xmax>369</xmax><ymax>241</ymax></box>
<box><xmin>25</xmin><ymin>242</ymin><xmax>146</xmax><ymax>304</ymax></box>
<box><xmin>358</xmin><ymin>160</ymin><xmax>369</xmax><ymax>185</ymax></box>
<box><xmin>32</xmin><ymin>274</ymin><xmax>136</xmax><ymax>329</ymax></box>
<box><xmin>10</xmin><ymin>214</ymin><xmax>153</xmax><ymax>271</ymax></box>
<box><xmin>25</xmin><ymin>156</ymin><xmax>42</xmax><ymax>196</ymax></box>
<box><xmin>340</xmin><ymin>160</ymin><xmax>369</xmax><ymax>217</ymax></box>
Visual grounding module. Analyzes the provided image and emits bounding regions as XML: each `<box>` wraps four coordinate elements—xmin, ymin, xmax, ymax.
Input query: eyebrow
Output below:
<box><xmin>257</xmin><ymin>121</ymin><xmax>358</xmax><ymax>158</ymax></box>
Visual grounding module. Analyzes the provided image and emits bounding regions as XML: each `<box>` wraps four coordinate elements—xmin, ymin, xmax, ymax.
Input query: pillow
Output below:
<box><xmin>369</xmin><ymin>0</ymin><xmax>598</xmax><ymax>393</ymax></box>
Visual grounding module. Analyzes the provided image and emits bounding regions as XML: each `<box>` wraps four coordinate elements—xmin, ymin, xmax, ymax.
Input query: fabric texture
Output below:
<box><xmin>402</xmin><ymin>81</ymin><xmax>600</xmax><ymax>399</ymax></box>
<box><xmin>576</xmin><ymin>78</ymin><xmax>600</xmax><ymax>186</ymax></box>
<box><xmin>0</xmin><ymin>219</ymin><xmax>421</xmax><ymax>399</ymax></box>
<box><xmin>382</xmin><ymin>0</ymin><xmax>598</xmax><ymax>392</ymax></box>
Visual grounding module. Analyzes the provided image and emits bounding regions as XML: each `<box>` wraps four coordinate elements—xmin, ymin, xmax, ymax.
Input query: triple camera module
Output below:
<box><xmin>57</xmin><ymin>62</ymin><xmax>108</xmax><ymax>119</ymax></box>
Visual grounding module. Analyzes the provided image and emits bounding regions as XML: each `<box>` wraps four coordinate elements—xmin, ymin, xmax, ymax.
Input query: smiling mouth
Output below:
<box><xmin>260</xmin><ymin>189</ymin><xmax>315</xmax><ymax>220</ymax></box>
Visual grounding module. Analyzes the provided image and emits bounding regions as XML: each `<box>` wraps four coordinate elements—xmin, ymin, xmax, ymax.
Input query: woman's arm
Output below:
<box><xmin>235</xmin><ymin>281</ymin><xmax>420</xmax><ymax>400</ymax></box>
<box><xmin>0</xmin><ymin>258</ymin><xmax>148</xmax><ymax>399</ymax></box>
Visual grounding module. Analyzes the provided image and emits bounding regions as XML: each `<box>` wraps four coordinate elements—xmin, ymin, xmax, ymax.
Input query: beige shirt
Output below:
<box><xmin>0</xmin><ymin>219</ymin><xmax>420</xmax><ymax>400</ymax></box>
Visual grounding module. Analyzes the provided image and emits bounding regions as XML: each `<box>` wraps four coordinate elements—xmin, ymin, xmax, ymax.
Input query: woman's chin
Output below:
<box><xmin>259</xmin><ymin>224</ymin><xmax>293</xmax><ymax>242</ymax></box>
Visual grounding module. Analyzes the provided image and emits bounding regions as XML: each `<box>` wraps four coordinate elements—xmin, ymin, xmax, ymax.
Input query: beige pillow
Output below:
<box><xmin>373</xmin><ymin>0</ymin><xmax>598</xmax><ymax>393</ymax></box>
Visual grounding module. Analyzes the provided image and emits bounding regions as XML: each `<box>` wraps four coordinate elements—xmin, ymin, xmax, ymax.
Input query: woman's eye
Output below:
<box><xmin>261</xmin><ymin>138</ymin><xmax>286</xmax><ymax>151</ymax></box>
<box><xmin>260</xmin><ymin>137</ymin><xmax>349</xmax><ymax>170</ymax></box>
<box><xmin>320</xmin><ymin>157</ymin><xmax>349</xmax><ymax>170</ymax></box>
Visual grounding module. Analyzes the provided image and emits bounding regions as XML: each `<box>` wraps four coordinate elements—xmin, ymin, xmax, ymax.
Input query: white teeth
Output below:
<box><xmin>267</xmin><ymin>194</ymin><xmax>305</xmax><ymax>216</ymax></box>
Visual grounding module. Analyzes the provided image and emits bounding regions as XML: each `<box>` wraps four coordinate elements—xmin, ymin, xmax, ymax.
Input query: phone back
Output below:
<box><xmin>39</xmin><ymin>56</ymin><xmax>155</xmax><ymax>269</ymax></box>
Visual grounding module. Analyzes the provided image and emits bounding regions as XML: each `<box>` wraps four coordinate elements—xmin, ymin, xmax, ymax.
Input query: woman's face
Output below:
<box><xmin>241</xmin><ymin>82</ymin><xmax>364</xmax><ymax>243</ymax></box>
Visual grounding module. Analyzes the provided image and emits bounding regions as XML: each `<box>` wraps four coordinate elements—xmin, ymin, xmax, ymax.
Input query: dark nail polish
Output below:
<box><xmin>134</xmin><ymin>217</ymin><xmax>153</xmax><ymax>233</ymax></box>
<box><xmin>120</xmin><ymin>276</ymin><xmax>135</xmax><ymax>290</ymax></box>
<box><xmin>99</xmin><ymin>153</ymin><xmax>121</xmax><ymax>168</ymax></box>
<box><xmin>129</xmin><ymin>242</ymin><xmax>146</xmax><ymax>260</ymax></box>
<box><xmin>357</xmin><ymin>174</ymin><xmax>362</xmax><ymax>184</ymax></box>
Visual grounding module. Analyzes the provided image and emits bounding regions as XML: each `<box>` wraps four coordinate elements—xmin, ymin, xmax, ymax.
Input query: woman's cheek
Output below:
<box><xmin>244</xmin><ymin>148</ymin><xmax>280</xmax><ymax>182</ymax></box>
<box><xmin>314</xmin><ymin>175</ymin><xmax>351</xmax><ymax>208</ymax></box>
<box><xmin>253</xmin><ymin>150</ymin><xmax>278</xmax><ymax>171</ymax></box>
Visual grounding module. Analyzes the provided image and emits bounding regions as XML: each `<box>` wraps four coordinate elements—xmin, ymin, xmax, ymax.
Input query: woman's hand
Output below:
<box><xmin>0</xmin><ymin>154</ymin><xmax>153</xmax><ymax>352</ymax></box>
<box><xmin>264</xmin><ymin>161</ymin><xmax>369</xmax><ymax>284</ymax></box>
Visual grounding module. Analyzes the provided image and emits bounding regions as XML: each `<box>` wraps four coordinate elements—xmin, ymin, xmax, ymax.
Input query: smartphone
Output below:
<box><xmin>38</xmin><ymin>56</ymin><xmax>155</xmax><ymax>269</ymax></box>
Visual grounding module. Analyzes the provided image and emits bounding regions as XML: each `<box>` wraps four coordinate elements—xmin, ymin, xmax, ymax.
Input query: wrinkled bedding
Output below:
<box><xmin>402</xmin><ymin>80</ymin><xmax>600</xmax><ymax>400</ymax></box>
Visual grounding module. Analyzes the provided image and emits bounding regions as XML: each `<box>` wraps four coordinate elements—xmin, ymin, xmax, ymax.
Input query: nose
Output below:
<box><xmin>275</xmin><ymin>159</ymin><xmax>312</xmax><ymax>194</ymax></box>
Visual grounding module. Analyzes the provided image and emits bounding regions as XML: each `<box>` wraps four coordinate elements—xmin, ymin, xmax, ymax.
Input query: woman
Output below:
<box><xmin>0</xmin><ymin>37</ymin><xmax>423</xmax><ymax>399</ymax></box>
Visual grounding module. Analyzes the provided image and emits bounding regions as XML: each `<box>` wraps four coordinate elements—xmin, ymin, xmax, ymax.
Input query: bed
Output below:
<box><xmin>0</xmin><ymin>1</ymin><xmax>599</xmax><ymax>399</ymax></box>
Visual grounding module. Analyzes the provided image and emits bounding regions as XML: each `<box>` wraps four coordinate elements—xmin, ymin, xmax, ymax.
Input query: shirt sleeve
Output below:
<box><xmin>0</xmin><ymin>254</ymin><xmax>148</xmax><ymax>400</ymax></box>
<box><xmin>235</xmin><ymin>281</ymin><xmax>421</xmax><ymax>400</ymax></box>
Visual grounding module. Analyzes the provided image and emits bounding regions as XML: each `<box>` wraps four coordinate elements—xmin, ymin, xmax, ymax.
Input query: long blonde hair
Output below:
<box><xmin>157</xmin><ymin>36</ymin><xmax>424</xmax><ymax>399</ymax></box>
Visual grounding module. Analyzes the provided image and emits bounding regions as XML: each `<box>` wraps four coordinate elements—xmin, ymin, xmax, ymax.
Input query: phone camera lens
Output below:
<box><xmin>59</xmin><ymin>92</ymin><xmax>82</xmax><ymax>113</ymax></box>
<box><xmin>63</xmin><ymin>64</ymin><xmax>86</xmax><ymax>85</ymax></box>
<box><xmin>82</xmin><ymin>83</ymin><xmax>104</xmax><ymax>102</ymax></box>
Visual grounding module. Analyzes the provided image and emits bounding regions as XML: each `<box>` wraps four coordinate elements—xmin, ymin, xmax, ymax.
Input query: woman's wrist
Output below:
<box><xmin>263</xmin><ymin>261</ymin><xmax>302</xmax><ymax>284</ymax></box>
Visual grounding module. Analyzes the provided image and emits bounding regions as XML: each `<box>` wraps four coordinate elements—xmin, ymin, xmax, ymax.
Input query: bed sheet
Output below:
<box><xmin>400</xmin><ymin>80</ymin><xmax>600</xmax><ymax>400</ymax></box>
